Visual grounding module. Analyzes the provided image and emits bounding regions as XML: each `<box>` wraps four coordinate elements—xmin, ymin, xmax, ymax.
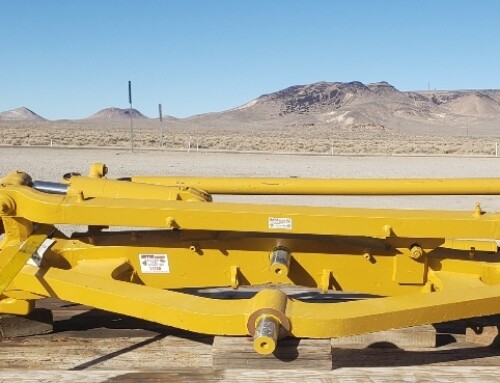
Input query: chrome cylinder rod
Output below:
<box><xmin>32</xmin><ymin>181</ymin><xmax>68</xmax><ymax>195</ymax></box>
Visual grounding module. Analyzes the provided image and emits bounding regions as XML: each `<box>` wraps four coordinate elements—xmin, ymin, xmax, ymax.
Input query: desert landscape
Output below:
<box><xmin>1</xmin><ymin>81</ymin><xmax>500</xmax><ymax>156</ymax></box>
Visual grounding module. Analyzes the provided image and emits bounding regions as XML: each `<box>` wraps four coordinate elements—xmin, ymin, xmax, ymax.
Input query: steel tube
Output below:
<box><xmin>131</xmin><ymin>176</ymin><xmax>500</xmax><ymax>195</ymax></box>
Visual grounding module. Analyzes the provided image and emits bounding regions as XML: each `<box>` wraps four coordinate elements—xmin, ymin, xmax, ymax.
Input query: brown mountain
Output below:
<box><xmin>185</xmin><ymin>81</ymin><xmax>500</xmax><ymax>134</ymax></box>
<box><xmin>87</xmin><ymin>107</ymin><xmax>148</xmax><ymax>119</ymax></box>
<box><xmin>244</xmin><ymin>81</ymin><xmax>500</xmax><ymax>119</ymax></box>
<box><xmin>0</xmin><ymin>107</ymin><xmax>46</xmax><ymax>121</ymax></box>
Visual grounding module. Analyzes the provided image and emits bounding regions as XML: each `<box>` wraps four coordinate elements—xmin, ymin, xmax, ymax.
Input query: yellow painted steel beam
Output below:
<box><xmin>2</xmin><ymin>185</ymin><xmax>500</xmax><ymax>240</ymax></box>
<box><xmin>289</xmin><ymin>272</ymin><xmax>500</xmax><ymax>338</ymax></box>
<box><xmin>43</xmin><ymin>233</ymin><xmax>500</xmax><ymax>293</ymax></box>
<box><xmin>15</xmin><ymin>229</ymin><xmax>500</xmax><ymax>296</ymax></box>
<box><xmin>131</xmin><ymin>176</ymin><xmax>500</xmax><ymax>195</ymax></box>
<box><xmin>16</xmin><ymin>265</ymin><xmax>250</xmax><ymax>336</ymax></box>
<box><xmin>49</xmin><ymin>234</ymin><xmax>411</xmax><ymax>295</ymax></box>
<box><xmin>12</xmin><ymin>265</ymin><xmax>500</xmax><ymax>340</ymax></box>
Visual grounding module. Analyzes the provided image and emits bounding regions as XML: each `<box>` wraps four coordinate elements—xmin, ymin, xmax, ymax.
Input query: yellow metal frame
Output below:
<box><xmin>2</xmin><ymin>164</ymin><xmax>500</xmax><ymax>354</ymax></box>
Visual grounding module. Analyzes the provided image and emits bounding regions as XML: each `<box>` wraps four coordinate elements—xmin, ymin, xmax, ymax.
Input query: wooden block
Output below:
<box><xmin>331</xmin><ymin>325</ymin><xmax>436</xmax><ymax>349</ymax></box>
<box><xmin>466</xmin><ymin>325</ymin><xmax>500</xmax><ymax>347</ymax></box>
<box><xmin>212</xmin><ymin>336</ymin><xmax>332</xmax><ymax>370</ymax></box>
<box><xmin>0</xmin><ymin>308</ymin><xmax>53</xmax><ymax>339</ymax></box>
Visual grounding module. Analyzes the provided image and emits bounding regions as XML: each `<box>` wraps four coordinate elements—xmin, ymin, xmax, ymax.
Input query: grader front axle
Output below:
<box><xmin>1</xmin><ymin>163</ymin><xmax>500</xmax><ymax>354</ymax></box>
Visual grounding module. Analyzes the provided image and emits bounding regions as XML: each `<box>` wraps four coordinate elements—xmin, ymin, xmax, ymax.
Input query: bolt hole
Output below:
<box><xmin>275</xmin><ymin>268</ymin><xmax>282</xmax><ymax>275</ymax></box>
<box><xmin>260</xmin><ymin>341</ymin><xmax>269</xmax><ymax>350</ymax></box>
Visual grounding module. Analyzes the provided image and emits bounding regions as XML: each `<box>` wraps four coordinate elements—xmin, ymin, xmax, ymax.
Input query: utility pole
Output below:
<box><xmin>128</xmin><ymin>81</ymin><xmax>134</xmax><ymax>152</ymax></box>
<box><xmin>159</xmin><ymin>103</ymin><xmax>163</xmax><ymax>148</ymax></box>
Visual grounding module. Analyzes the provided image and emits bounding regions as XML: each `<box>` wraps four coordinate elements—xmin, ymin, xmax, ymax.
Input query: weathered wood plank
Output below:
<box><xmin>2</xmin><ymin>367</ymin><xmax>500</xmax><ymax>383</ymax></box>
<box><xmin>0</xmin><ymin>335</ymin><xmax>213</xmax><ymax>370</ymax></box>
<box><xmin>212</xmin><ymin>336</ymin><xmax>332</xmax><ymax>370</ymax></box>
<box><xmin>101</xmin><ymin>367</ymin><xmax>500</xmax><ymax>383</ymax></box>
<box><xmin>1</xmin><ymin>332</ymin><xmax>500</xmax><ymax>371</ymax></box>
<box><xmin>331</xmin><ymin>325</ymin><xmax>436</xmax><ymax>349</ymax></box>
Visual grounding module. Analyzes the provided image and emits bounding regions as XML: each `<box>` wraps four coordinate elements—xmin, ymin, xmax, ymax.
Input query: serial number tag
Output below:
<box><xmin>268</xmin><ymin>217</ymin><xmax>293</xmax><ymax>230</ymax></box>
<box><xmin>139</xmin><ymin>254</ymin><xmax>170</xmax><ymax>274</ymax></box>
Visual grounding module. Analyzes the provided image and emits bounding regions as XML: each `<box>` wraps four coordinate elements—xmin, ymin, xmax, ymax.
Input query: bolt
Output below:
<box><xmin>473</xmin><ymin>203</ymin><xmax>483</xmax><ymax>218</ymax></box>
<box><xmin>73</xmin><ymin>190</ymin><xmax>84</xmax><ymax>202</ymax></box>
<box><xmin>410</xmin><ymin>245</ymin><xmax>424</xmax><ymax>260</ymax></box>
<box><xmin>383</xmin><ymin>225</ymin><xmax>392</xmax><ymax>237</ymax></box>
<box><xmin>469</xmin><ymin>247</ymin><xmax>476</xmax><ymax>259</ymax></box>
<box><xmin>165</xmin><ymin>217</ymin><xmax>178</xmax><ymax>229</ymax></box>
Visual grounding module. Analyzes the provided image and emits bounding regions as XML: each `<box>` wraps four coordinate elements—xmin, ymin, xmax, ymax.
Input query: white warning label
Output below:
<box><xmin>268</xmin><ymin>217</ymin><xmax>293</xmax><ymax>230</ymax></box>
<box><xmin>139</xmin><ymin>254</ymin><xmax>170</xmax><ymax>274</ymax></box>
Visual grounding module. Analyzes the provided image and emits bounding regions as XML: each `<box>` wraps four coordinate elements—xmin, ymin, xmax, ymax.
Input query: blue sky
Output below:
<box><xmin>1</xmin><ymin>0</ymin><xmax>500</xmax><ymax>120</ymax></box>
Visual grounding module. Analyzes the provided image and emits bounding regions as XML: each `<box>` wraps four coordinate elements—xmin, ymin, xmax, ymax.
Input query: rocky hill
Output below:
<box><xmin>0</xmin><ymin>107</ymin><xmax>46</xmax><ymax>121</ymax></box>
<box><xmin>87</xmin><ymin>107</ymin><xmax>149</xmax><ymax>119</ymax></box>
<box><xmin>174</xmin><ymin>81</ymin><xmax>498</xmax><ymax>136</ymax></box>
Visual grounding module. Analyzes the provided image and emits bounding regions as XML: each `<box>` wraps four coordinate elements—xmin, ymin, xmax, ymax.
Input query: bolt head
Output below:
<box><xmin>410</xmin><ymin>246</ymin><xmax>424</xmax><ymax>260</ymax></box>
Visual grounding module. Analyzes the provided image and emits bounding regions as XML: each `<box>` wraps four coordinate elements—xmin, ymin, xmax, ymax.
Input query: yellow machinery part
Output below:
<box><xmin>132</xmin><ymin>176</ymin><xmax>500</xmax><ymax>195</ymax></box>
<box><xmin>9</xmin><ymin>264</ymin><xmax>500</xmax><ymax>340</ymax></box>
<box><xmin>67</xmin><ymin>176</ymin><xmax>212</xmax><ymax>202</ymax></box>
<box><xmin>2</xmin><ymin>184</ymin><xmax>500</xmax><ymax>239</ymax></box>
<box><xmin>2</xmin><ymin>163</ymin><xmax>500</xmax><ymax>354</ymax></box>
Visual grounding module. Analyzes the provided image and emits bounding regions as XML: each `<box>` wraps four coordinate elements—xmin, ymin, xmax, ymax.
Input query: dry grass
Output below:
<box><xmin>1</xmin><ymin>120</ymin><xmax>499</xmax><ymax>156</ymax></box>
